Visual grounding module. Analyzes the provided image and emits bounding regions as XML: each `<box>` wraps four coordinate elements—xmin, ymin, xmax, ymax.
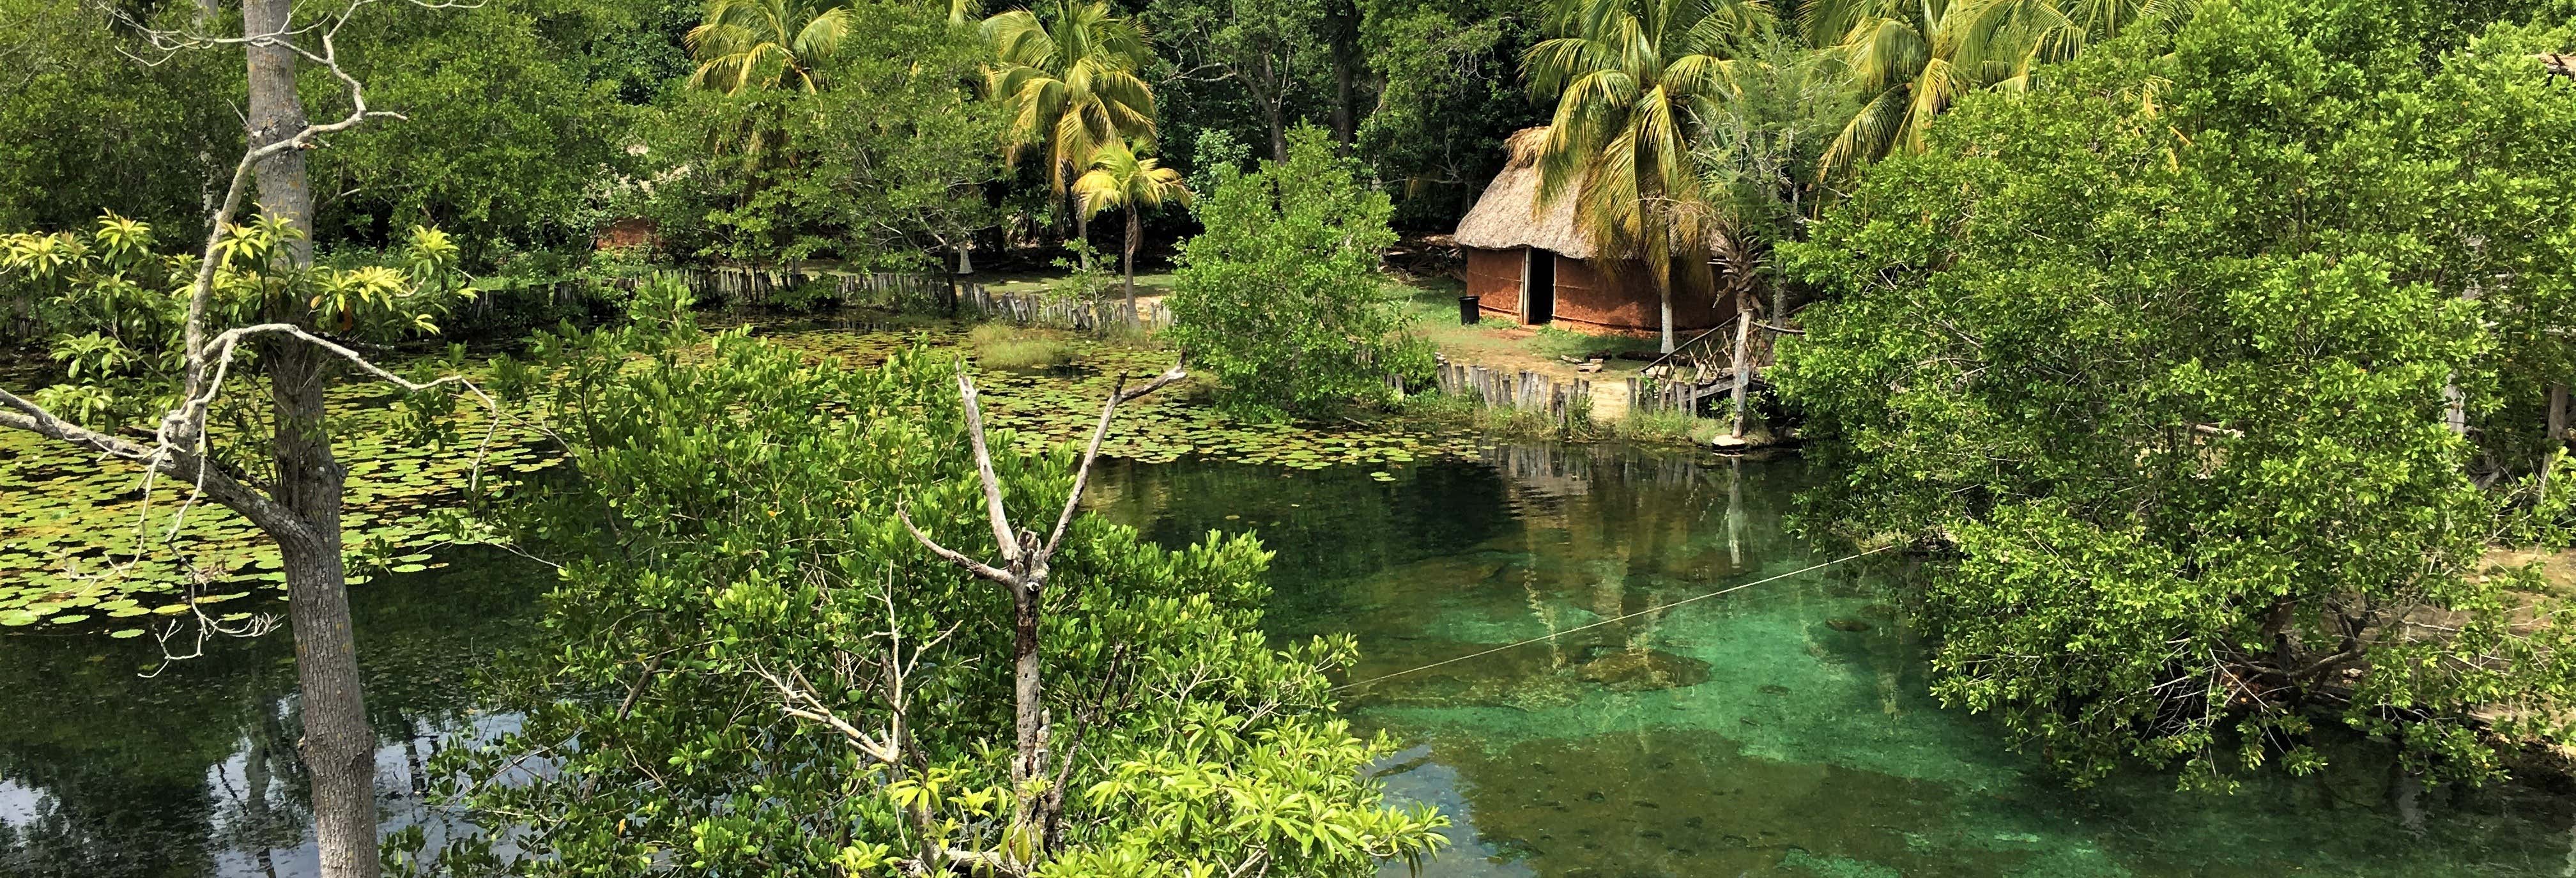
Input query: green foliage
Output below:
<box><xmin>0</xmin><ymin>0</ymin><xmax>234</xmax><ymax>235</ymax></box>
<box><xmin>433</xmin><ymin>296</ymin><xmax>1445</xmax><ymax>875</ymax></box>
<box><xmin>1</xmin><ymin>214</ymin><xmax>464</xmax><ymax>431</ymax></box>
<box><xmin>1168</xmin><ymin>128</ymin><xmax>1429</xmax><ymax>420</ymax></box>
<box><xmin>1353</xmin><ymin>0</ymin><xmax>1542</xmax><ymax>226</ymax></box>
<box><xmin>312</xmin><ymin>0</ymin><xmax>649</xmax><ymax>253</ymax></box>
<box><xmin>983</xmin><ymin>0</ymin><xmax>1160</xmax><ymax>191</ymax></box>
<box><xmin>646</xmin><ymin>0</ymin><xmax>999</xmax><ymax>265</ymax></box>
<box><xmin>1778</xmin><ymin>3</ymin><xmax>2576</xmax><ymax>788</ymax></box>
<box><xmin>0</xmin><ymin>0</ymin><xmax>659</xmax><ymax>258</ymax></box>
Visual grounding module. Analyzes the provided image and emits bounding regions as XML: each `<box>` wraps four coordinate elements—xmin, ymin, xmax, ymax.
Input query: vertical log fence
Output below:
<box><xmin>615</xmin><ymin>267</ymin><xmax>1169</xmax><ymax>333</ymax></box>
<box><xmin>1432</xmin><ymin>360</ymin><xmax>1593</xmax><ymax>430</ymax></box>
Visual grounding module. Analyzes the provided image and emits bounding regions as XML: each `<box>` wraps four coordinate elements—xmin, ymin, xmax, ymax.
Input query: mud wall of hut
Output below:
<box><xmin>1548</xmin><ymin>254</ymin><xmax>1728</xmax><ymax>335</ymax></box>
<box><xmin>1460</xmin><ymin>246</ymin><xmax>1734</xmax><ymax>335</ymax></box>
<box><xmin>1464</xmin><ymin>247</ymin><xmax>1523</xmax><ymax>320</ymax></box>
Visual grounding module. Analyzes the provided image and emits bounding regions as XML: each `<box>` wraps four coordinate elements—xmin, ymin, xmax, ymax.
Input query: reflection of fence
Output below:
<box><xmin>625</xmin><ymin>267</ymin><xmax>1164</xmax><ymax>333</ymax></box>
<box><xmin>1432</xmin><ymin>361</ymin><xmax>1592</xmax><ymax>428</ymax></box>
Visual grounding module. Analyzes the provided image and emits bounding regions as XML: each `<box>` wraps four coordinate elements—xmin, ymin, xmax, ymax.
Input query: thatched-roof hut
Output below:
<box><xmin>1452</xmin><ymin>128</ymin><xmax>1726</xmax><ymax>335</ymax></box>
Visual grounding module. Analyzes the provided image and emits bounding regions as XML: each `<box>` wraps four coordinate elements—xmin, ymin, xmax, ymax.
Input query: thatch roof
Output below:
<box><xmin>1452</xmin><ymin>127</ymin><xmax>1598</xmax><ymax>260</ymax></box>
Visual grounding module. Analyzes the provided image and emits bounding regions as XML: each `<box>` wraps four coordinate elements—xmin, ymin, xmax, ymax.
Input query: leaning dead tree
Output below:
<box><xmin>0</xmin><ymin>3</ymin><xmax>487</xmax><ymax>877</ymax></box>
<box><xmin>889</xmin><ymin>364</ymin><xmax>1186</xmax><ymax>870</ymax></box>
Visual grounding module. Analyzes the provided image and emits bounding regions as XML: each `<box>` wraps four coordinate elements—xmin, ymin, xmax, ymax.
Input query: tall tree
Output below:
<box><xmin>982</xmin><ymin>0</ymin><xmax>1157</xmax><ymax>263</ymax></box>
<box><xmin>0</xmin><ymin>3</ymin><xmax>487</xmax><ymax>875</ymax></box>
<box><xmin>1169</xmin><ymin>128</ymin><xmax>1430</xmax><ymax>419</ymax></box>
<box><xmin>1151</xmin><ymin>0</ymin><xmax>1329</xmax><ymax>162</ymax></box>
<box><xmin>1523</xmin><ymin>0</ymin><xmax>1768</xmax><ymax>352</ymax></box>
<box><xmin>1072</xmin><ymin>141</ymin><xmax>1192</xmax><ymax>312</ymax></box>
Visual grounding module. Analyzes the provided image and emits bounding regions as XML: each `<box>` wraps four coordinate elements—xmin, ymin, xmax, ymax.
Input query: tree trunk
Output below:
<box><xmin>1075</xmin><ymin>210</ymin><xmax>1091</xmax><ymax>272</ymax></box>
<box><xmin>1007</xmin><ymin>580</ymin><xmax>1048</xmax><ymax>862</ymax></box>
<box><xmin>1329</xmin><ymin>0</ymin><xmax>1357</xmax><ymax>148</ymax></box>
<box><xmin>245</xmin><ymin>1</ymin><xmax>378</xmax><ymax>874</ymax></box>
<box><xmin>1123</xmin><ymin>209</ymin><xmax>1139</xmax><ymax>316</ymax></box>
<box><xmin>2548</xmin><ymin>383</ymin><xmax>2568</xmax><ymax>486</ymax></box>
<box><xmin>1728</xmin><ymin>311</ymin><xmax>1752</xmax><ymax>438</ymax></box>
<box><xmin>1657</xmin><ymin>266</ymin><xmax>1675</xmax><ymax>354</ymax></box>
<box><xmin>1257</xmin><ymin>54</ymin><xmax>1290</xmax><ymax>161</ymax></box>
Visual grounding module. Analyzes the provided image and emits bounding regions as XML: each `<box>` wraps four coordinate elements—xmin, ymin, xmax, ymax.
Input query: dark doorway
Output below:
<box><xmin>1523</xmin><ymin>248</ymin><xmax>1556</xmax><ymax>325</ymax></box>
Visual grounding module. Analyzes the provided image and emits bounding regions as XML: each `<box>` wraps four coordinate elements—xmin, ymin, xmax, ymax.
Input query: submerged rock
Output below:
<box><xmin>1825</xmin><ymin>618</ymin><xmax>1874</xmax><ymax>633</ymax></box>
<box><xmin>1573</xmin><ymin>647</ymin><xmax>1713</xmax><ymax>691</ymax></box>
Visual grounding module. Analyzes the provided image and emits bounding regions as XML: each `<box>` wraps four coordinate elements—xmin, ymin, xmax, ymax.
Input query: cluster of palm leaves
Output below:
<box><xmin>676</xmin><ymin>0</ymin><xmax>1186</xmax><ymax>280</ymax></box>
<box><xmin>1804</xmin><ymin>0</ymin><xmax>2189</xmax><ymax>174</ymax></box>
<box><xmin>1521</xmin><ymin>0</ymin><xmax>2189</xmax><ymax>346</ymax></box>
<box><xmin>981</xmin><ymin>0</ymin><xmax>1190</xmax><ymax>288</ymax></box>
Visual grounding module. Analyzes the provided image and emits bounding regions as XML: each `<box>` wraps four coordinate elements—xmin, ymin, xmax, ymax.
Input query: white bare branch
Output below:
<box><xmin>955</xmin><ymin>369</ymin><xmax>1023</xmax><ymax>562</ymax></box>
<box><xmin>1042</xmin><ymin>365</ymin><xmax>1186</xmax><ymax>556</ymax></box>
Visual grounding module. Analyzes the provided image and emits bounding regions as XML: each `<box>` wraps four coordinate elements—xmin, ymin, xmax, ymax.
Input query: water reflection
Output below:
<box><xmin>0</xmin><ymin>547</ymin><xmax>540</xmax><ymax>877</ymax></box>
<box><xmin>1094</xmin><ymin>443</ymin><xmax>2576</xmax><ymax>878</ymax></box>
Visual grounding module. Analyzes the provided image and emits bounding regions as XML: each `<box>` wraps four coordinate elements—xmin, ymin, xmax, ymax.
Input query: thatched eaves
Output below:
<box><xmin>1452</xmin><ymin>127</ymin><xmax>1598</xmax><ymax>260</ymax></box>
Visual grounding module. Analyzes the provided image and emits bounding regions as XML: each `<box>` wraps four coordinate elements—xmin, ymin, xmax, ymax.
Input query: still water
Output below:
<box><xmin>4</xmin><ymin>444</ymin><xmax>2573</xmax><ymax>875</ymax></box>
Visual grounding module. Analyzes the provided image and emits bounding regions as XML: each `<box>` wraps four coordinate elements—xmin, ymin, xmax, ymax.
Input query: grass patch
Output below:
<box><xmin>970</xmin><ymin>323</ymin><xmax>1077</xmax><ymax>369</ymax></box>
<box><xmin>1528</xmin><ymin>325</ymin><xmax>1660</xmax><ymax>361</ymax></box>
<box><xmin>1611</xmin><ymin>408</ymin><xmax>1726</xmax><ymax>445</ymax></box>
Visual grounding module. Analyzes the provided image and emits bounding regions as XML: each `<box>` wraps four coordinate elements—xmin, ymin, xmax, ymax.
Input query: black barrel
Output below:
<box><xmin>1458</xmin><ymin>296</ymin><xmax>1480</xmax><ymax>325</ymax></box>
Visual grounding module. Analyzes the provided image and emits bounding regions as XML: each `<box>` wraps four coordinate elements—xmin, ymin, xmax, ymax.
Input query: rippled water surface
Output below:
<box><xmin>6</xmin><ymin>442</ymin><xmax>2574</xmax><ymax>876</ymax></box>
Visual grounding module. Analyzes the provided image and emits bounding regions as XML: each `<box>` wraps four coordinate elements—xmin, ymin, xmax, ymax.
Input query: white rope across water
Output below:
<box><xmin>1331</xmin><ymin>544</ymin><xmax>1899</xmax><ymax>693</ymax></box>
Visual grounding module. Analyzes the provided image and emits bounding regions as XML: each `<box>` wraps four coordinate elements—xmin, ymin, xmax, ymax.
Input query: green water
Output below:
<box><xmin>3</xmin><ymin>443</ymin><xmax>2572</xmax><ymax>875</ymax></box>
<box><xmin>1091</xmin><ymin>445</ymin><xmax>2576</xmax><ymax>878</ymax></box>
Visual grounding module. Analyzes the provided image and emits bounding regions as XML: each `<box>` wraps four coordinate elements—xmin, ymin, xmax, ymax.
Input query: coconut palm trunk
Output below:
<box><xmin>1122</xmin><ymin>208</ymin><xmax>1140</xmax><ymax>314</ymax></box>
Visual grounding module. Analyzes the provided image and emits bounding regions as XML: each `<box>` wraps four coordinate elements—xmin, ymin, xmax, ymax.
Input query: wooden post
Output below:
<box><xmin>2549</xmin><ymin>383</ymin><xmax>2568</xmax><ymax>486</ymax></box>
<box><xmin>1728</xmin><ymin>311</ymin><xmax>1754</xmax><ymax>439</ymax></box>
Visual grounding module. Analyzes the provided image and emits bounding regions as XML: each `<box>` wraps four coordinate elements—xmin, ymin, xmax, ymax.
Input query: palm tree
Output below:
<box><xmin>1804</xmin><ymin>0</ymin><xmax>2178</xmax><ymax>178</ymax></box>
<box><xmin>1072</xmin><ymin>141</ymin><xmax>1192</xmax><ymax>314</ymax></box>
<box><xmin>687</xmin><ymin>0</ymin><xmax>855</xmax><ymax>95</ymax></box>
<box><xmin>982</xmin><ymin>0</ymin><xmax>1157</xmax><ymax>266</ymax></box>
<box><xmin>1524</xmin><ymin>0</ymin><xmax>1771</xmax><ymax>353</ymax></box>
<box><xmin>684</xmin><ymin>0</ymin><xmax>855</xmax><ymax>160</ymax></box>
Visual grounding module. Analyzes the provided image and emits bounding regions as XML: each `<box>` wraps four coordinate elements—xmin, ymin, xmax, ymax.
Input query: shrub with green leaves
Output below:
<box><xmin>1168</xmin><ymin>127</ymin><xmax>1432</xmax><ymax>420</ymax></box>
<box><xmin>431</xmin><ymin>292</ymin><xmax>1445</xmax><ymax>875</ymax></box>
<box><xmin>1778</xmin><ymin>2</ymin><xmax>2576</xmax><ymax>789</ymax></box>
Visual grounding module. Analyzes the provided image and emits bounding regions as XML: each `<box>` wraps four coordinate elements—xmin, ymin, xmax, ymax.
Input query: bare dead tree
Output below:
<box><xmin>895</xmin><ymin>364</ymin><xmax>1185</xmax><ymax>870</ymax></box>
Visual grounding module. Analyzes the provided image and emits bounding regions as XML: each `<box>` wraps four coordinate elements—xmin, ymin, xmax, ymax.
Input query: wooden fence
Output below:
<box><xmin>1432</xmin><ymin>361</ymin><xmax>1592</xmax><ymax>429</ymax></box>
<box><xmin>624</xmin><ymin>266</ymin><xmax>1165</xmax><ymax>333</ymax></box>
<box><xmin>956</xmin><ymin>284</ymin><xmax>1172</xmax><ymax>332</ymax></box>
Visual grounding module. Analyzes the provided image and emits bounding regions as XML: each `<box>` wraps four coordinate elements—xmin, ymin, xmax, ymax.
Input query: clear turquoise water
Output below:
<box><xmin>4</xmin><ymin>443</ymin><xmax>2572</xmax><ymax>875</ymax></box>
<box><xmin>1091</xmin><ymin>444</ymin><xmax>2576</xmax><ymax>878</ymax></box>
